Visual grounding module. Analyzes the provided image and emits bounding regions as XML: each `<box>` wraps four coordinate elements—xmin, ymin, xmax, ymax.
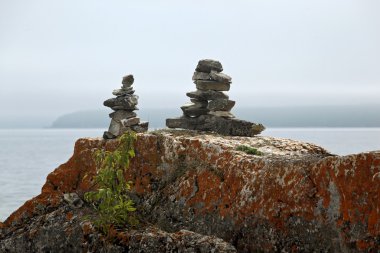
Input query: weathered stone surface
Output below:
<box><xmin>190</xmin><ymin>98</ymin><xmax>208</xmax><ymax>108</ymax></box>
<box><xmin>166</xmin><ymin>115</ymin><xmax>264</xmax><ymax>136</ymax></box>
<box><xmin>195</xmin><ymin>80</ymin><xmax>230</xmax><ymax>91</ymax></box>
<box><xmin>181</xmin><ymin>103</ymin><xmax>209</xmax><ymax>117</ymax></box>
<box><xmin>208</xmin><ymin>99</ymin><xmax>235</xmax><ymax>111</ymax></box>
<box><xmin>106</xmin><ymin>118</ymin><xmax>122</xmax><ymax>137</ymax></box>
<box><xmin>109</xmin><ymin>110</ymin><xmax>137</xmax><ymax>121</ymax></box>
<box><xmin>131</xmin><ymin>121</ymin><xmax>149</xmax><ymax>133</ymax></box>
<box><xmin>210</xmin><ymin>70</ymin><xmax>232</xmax><ymax>83</ymax></box>
<box><xmin>121</xmin><ymin>117</ymin><xmax>140</xmax><ymax>127</ymax></box>
<box><xmin>1</xmin><ymin>133</ymin><xmax>379</xmax><ymax>252</ymax></box>
<box><xmin>192</xmin><ymin>71</ymin><xmax>211</xmax><ymax>81</ymax></box>
<box><xmin>209</xmin><ymin>111</ymin><xmax>235</xmax><ymax>118</ymax></box>
<box><xmin>63</xmin><ymin>193</ymin><xmax>83</xmax><ymax>209</ymax></box>
<box><xmin>122</xmin><ymin>74</ymin><xmax>134</xmax><ymax>87</ymax></box>
<box><xmin>186</xmin><ymin>90</ymin><xmax>229</xmax><ymax>100</ymax></box>
<box><xmin>196</xmin><ymin>59</ymin><xmax>223</xmax><ymax>73</ymax></box>
<box><xmin>112</xmin><ymin>87</ymin><xmax>135</xmax><ymax>96</ymax></box>
<box><xmin>103</xmin><ymin>95</ymin><xmax>139</xmax><ymax>110</ymax></box>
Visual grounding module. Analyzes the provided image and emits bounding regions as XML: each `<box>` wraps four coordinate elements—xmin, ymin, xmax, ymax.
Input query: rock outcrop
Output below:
<box><xmin>166</xmin><ymin>59</ymin><xmax>265</xmax><ymax>136</ymax></box>
<box><xmin>1</xmin><ymin>130</ymin><xmax>379</xmax><ymax>252</ymax></box>
<box><xmin>103</xmin><ymin>74</ymin><xmax>148</xmax><ymax>139</ymax></box>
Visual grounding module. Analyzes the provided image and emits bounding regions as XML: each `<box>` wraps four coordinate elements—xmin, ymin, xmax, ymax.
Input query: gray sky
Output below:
<box><xmin>1</xmin><ymin>0</ymin><xmax>379</xmax><ymax>120</ymax></box>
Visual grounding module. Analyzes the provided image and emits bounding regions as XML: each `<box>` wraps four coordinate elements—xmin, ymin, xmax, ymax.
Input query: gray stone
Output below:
<box><xmin>195</xmin><ymin>59</ymin><xmax>223</xmax><ymax>73</ymax></box>
<box><xmin>122</xmin><ymin>74</ymin><xmax>134</xmax><ymax>87</ymax></box>
<box><xmin>131</xmin><ymin>121</ymin><xmax>149</xmax><ymax>133</ymax></box>
<box><xmin>109</xmin><ymin>110</ymin><xmax>137</xmax><ymax>121</ymax></box>
<box><xmin>103</xmin><ymin>95</ymin><xmax>139</xmax><ymax>110</ymax></box>
<box><xmin>63</xmin><ymin>193</ymin><xmax>83</xmax><ymax>209</ymax></box>
<box><xmin>121</xmin><ymin>117</ymin><xmax>140</xmax><ymax>127</ymax></box>
<box><xmin>181</xmin><ymin>103</ymin><xmax>209</xmax><ymax>117</ymax></box>
<box><xmin>107</xmin><ymin>118</ymin><xmax>122</xmax><ymax>137</ymax></box>
<box><xmin>192</xmin><ymin>72</ymin><xmax>211</xmax><ymax>81</ymax></box>
<box><xmin>190</xmin><ymin>98</ymin><xmax>208</xmax><ymax>108</ymax></box>
<box><xmin>112</xmin><ymin>87</ymin><xmax>135</xmax><ymax>96</ymax></box>
<box><xmin>208</xmin><ymin>99</ymin><xmax>235</xmax><ymax>111</ymax></box>
<box><xmin>186</xmin><ymin>90</ymin><xmax>229</xmax><ymax>100</ymax></box>
<box><xmin>209</xmin><ymin>111</ymin><xmax>235</xmax><ymax>118</ymax></box>
<box><xmin>210</xmin><ymin>70</ymin><xmax>232</xmax><ymax>83</ymax></box>
<box><xmin>103</xmin><ymin>131</ymin><xmax>116</xmax><ymax>139</ymax></box>
<box><xmin>195</xmin><ymin>80</ymin><xmax>230</xmax><ymax>91</ymax></box>
<box><xmin>166</xmin><ymin>114</ymin><xmax>265</xmax><ymax>137</ymax></box>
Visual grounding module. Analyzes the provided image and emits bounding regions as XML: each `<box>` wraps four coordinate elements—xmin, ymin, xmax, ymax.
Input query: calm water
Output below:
<box><xmin>1</xmin><ymin>128</ymin><xmax>380</xmax><ymax>221</ymax></box>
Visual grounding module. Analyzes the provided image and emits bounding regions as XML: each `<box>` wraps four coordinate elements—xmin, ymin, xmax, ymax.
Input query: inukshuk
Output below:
<box><xmin>166</xmin><ymin>59</ymin><xmax>265</xmax><ymax>136</ymax></box>
<box><xmin>103</xmin><ymin>74</ymin><xmax>148</xmax><ymax>139</ymax></box>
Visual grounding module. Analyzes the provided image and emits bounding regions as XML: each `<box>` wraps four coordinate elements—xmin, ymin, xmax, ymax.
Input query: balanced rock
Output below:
<box><xmin>103</xmin><ymin>74</ymin><xmax>148</xmax><ymax>139</ymax></box>
<box><xmin>195</xmin><ymin>80</ymin><xmax>230</xmax><ymax>91</ymax></box>
<box><xmin>121</xmin><ymin>117</ymin><xmax>140</xmax><ymax>127</ymax></box>
<box><xmin>122</xmin><ymin>74</ymin><xmax>134</xmax><ymax>87</ymax></box>
<box><xmin>109</xmin><ymin>110</ymin><xmax>137</xmax><ymax>121</ymax></box>
<box><xmin>195</xmin><ymin>59</ymin><xmax>223</xmax><ymax>73</ymax></box>
<box><xmin>210</xmin><ymin>71</ymin><xmax>232</xmax><ymax>83</ymax></box>
<box><xmin>186</xmin><ymin>90</ymin><xmax>229</xmax><ymax>100</ymax></box>
<box><xmin>112</xmin><ymin>87</ymin><xmax>135</xmax><ymax>96</ymax></box>
<box><xmin>208</xmin><ymin>99</ymin><xmax>235</xmax><ymax>111</ymax></box>
<box><xmin>181</xmin><ymin>103</ymin><xmax>209</xmax><ymax>117</ymax></box>
<box><xmin>192</xmin><ymin>72</ymin><xmax>211</xmax><ymax>81</ymax></box>
<box><xmin>103</xmin><ymin>95</ymin><xmax>138</xmax><ymax>111</ymax></box>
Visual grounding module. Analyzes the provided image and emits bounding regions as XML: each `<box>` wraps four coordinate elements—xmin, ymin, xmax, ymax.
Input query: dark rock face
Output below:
<box><xmin>1</xmin><ymin>132</ymin><xmax>379</xmax><ymax>252</ymax></box>
<box><xmin>103</xmin><ymin>95</ymin><xmax>138</xmax><ymax>111</ymax></box>
<box><xmin>186</xmin><ymin>90</ymin><xmax>229</xmax><ymax>100</ymax></box>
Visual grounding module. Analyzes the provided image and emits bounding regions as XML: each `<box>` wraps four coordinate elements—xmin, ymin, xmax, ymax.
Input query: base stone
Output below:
<box><xmin>166</xmin><ymin>115</ymin><xmax>265</xmax><ymax>137</ymax></box>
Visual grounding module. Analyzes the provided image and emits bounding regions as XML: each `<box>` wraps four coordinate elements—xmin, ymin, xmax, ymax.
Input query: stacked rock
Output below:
<box><xmin>166</xmin><ymin>59</ymin><xmax>265</xmax><ymax>137</ymax></box>
<box><xmin>182</xmin><ymin>59</ymin><xmax>235</xmax><ymax>118</ymax></box>
<box><xmin>103</xmin><ymin>74</ymin><xmax>148</xmax><ymax>139</ymax></box>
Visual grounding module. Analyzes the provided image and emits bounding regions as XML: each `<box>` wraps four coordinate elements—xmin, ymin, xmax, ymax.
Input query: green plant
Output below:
<box><xmin>84</xmin><ymin>131</ymin><xmax>138</xmax><ymax>234</ymax></box>
<box><xmin>236</xmin><ymin>145</ymin><xmax>263</xmax><ymax>156</ymax></box>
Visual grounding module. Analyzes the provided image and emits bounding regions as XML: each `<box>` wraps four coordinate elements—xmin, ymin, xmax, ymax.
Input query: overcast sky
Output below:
<box><xmin>1</xmin><ymin>0</ymin><xmax>379</xmax><ymax>120</ymax></box>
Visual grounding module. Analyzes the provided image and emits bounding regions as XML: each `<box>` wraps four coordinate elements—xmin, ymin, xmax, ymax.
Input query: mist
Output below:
<box><xmin>1</xmin><ymin>0</ymin><xmax>379</xmax><ymax>127</ymax></box>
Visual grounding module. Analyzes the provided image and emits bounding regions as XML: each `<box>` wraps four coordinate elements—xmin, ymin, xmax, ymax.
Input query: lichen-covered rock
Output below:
<box><xmin>1</xmin><ymin>130</ymin><xmax>379</xmax><ymax>252</ymax></box>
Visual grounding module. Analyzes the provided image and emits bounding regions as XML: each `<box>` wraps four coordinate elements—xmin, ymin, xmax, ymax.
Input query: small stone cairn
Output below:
<box><xmin>103</xmin><ymin>74</ymin><xmax>148</xmax><ymax>139</ymax></box>
<box><xmin>166</xmin><ymin>59</ymin><xmax>265</xmax><ymax>136</ymax></box>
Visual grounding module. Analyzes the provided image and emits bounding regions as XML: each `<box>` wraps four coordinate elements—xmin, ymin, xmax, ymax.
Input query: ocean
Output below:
<box><xmin>1</xmin><ymin>128</ymin><xmax>380</xmax><ymax>221</ymax></box>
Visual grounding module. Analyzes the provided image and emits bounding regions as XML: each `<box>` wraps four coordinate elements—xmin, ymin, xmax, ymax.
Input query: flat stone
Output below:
<box><xmin>181</xmin><ymin>103</ymin><xmax>209</xmax><ymax>117</ymax></box>
<box><xmin>131</xmin><ymin>121</ymin><xmax>149</xmax><ymax>133</ymax></box>
<box><xmin>195</xmin><ymin>59</ymin><xmax>223</xmax><ymax>73</ymax></box>
<box><xmin>122</xmin><ymin>74</ymin><xmax>134</xmax><ymax>87</ymax></box>
<box><xmin>210</xmin><ymin>71</ymin><xmax>232</xmax><ymax>83</ymax></box>
<box><xmin>109</xmin><ymin>110</ymin><xmax>137</xmax><ymax>121</ymax></box>
<box><xmin>208</xmin><ymin>99</ymin><xmax>235</xmax><ymax>111</ymax></box>
<box><xmin>103</xmin><ymin>95</ymin><xmax>138</xmax><ymax>110</ymax></box>
<box><xmin>121</xmin><ymin>117</ymin><xmax>140</xmax><ymax>127</ymax></box>
<box><xmin>190</xmin><ymin>98</ymin><xmax>208</xmax><ymax>108</ymax></box>
<box><xmin>112</xmin><ymin>87</ymin><xmax>135</xmax><ymax>96</ymax></box>
<box><xmin>195</xmin><ymin>80</ymin><xmax>230</xmax><ymax>91</ymax></box>
<box><xmin>186</xmin><ymin>90</ymin><xmax>229</xmax><ymax>100</ymax></box>
<box><xmin>166</xmin><ymin>115</ymin><xmax>265</xmax><ymax>137</ymax></box>
<box><xmin>208</xmin><ymin>111</ymin><xmax>235</xmax><ymax>118</ymax></box>
<box><xmin>192</xmin><ymin>72</ymin><xmax>211</xmax><ymax>81</ymax></box>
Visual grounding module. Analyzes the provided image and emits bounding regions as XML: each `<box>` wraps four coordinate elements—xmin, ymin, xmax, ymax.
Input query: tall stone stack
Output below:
<box><xmin>166</xmin><ymin>59</ymin><xmax>265</xmax><ymax>136</ymax></box>
<box><xmin>103</xmin><ymin>74</ymin><xmax>148</xmax><ymax>139</ymax></box>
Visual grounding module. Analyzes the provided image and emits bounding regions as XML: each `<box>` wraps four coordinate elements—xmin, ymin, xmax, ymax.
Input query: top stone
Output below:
<box><xmin>195</xmin><ymin>59</ymin><xmax>223</xmax><ymax>73</ymax></box>
<box><xmin>122</xmin><ymin>74</ymin><xmax>134</xmax><ymax>87</ymax></box>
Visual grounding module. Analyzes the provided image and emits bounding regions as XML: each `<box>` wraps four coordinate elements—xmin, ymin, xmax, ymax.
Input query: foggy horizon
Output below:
<box><xmin>1</xmin><ymin>0</ymin><xmax>380</xmax><ymax>122</ymax></box>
